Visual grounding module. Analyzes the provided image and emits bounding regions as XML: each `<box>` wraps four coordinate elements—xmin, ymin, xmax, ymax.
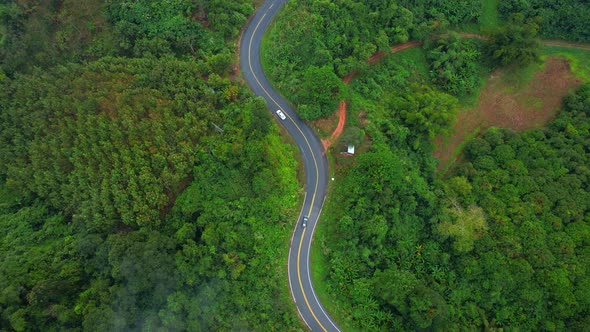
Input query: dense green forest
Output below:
<box><xmin>261</xmin><ymin>0</ymin><xmax>590</xmax><ymax>331</ymax></box>
<box><xmin>1</xmin><ymin>0</ymin><xmax>304</xmax><ymax>330</ymax></box>
<box><xmin>499</xmin><ymin>0</ymin><xmax>590</xmax><ymax>42</ymax></box>
<box><xmin>263</xmin><ymin>0</ymin><xmax>545</xmax><ymax>120</ymax></box>
<box><xmin>0</xmin><ymin>0</ymin><xmax>253</xmax><ymax>75</ymax></box>
<box><xmin>264</xmin><ymin>0</ymin><xmax>416</xmax><ymax>119</ymax></box>
<box><xmin>319</xmin><ymin>81</ymin><xmax>590</xmax><ymax>330</ymax></box>
<box><xmin>2</xmin><ymin>0</ymin><xmax>590</xmax><ymax>331</ymax></box>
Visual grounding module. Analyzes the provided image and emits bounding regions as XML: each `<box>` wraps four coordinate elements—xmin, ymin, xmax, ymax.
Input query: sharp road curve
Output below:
<box><xmin>239</xmin><ymin>1</ymin><xmax>340</xmax><ymax>331</ymax></box>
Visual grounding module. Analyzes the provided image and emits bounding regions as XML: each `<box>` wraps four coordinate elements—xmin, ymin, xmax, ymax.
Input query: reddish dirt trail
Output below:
<box><xmin>322</xmin><ymin>41</ymin><xmax>423</xmax><ymax>150</ymax></box>
<box><xmin>321</xmin><ymin>101</ymin><xmax>346</xmax><ymax>149</ymax></box>
<box><xmin>369</xmin><ymin>41</ymin><xmax>423</xmax><ymax>64</ymax></box>
<box><xmin>544</xmin><ymin>40</ymin><xmax>590</xmax><ymax>51</ymax></box>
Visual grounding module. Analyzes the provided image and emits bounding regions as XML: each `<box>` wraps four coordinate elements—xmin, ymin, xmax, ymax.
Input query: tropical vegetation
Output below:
<box><xmin>1</xmin><ymin>0</ymin><xmax>302</xmax><ymax>330</ymax></box>
<box><xmin>2</xmin><ymin>0</ymin><xmax>590</xmax><ymax>331</ymax></box>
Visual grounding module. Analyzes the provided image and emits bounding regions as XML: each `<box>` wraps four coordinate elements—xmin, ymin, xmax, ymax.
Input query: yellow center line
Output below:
<box><xmin>248</xmin><ymin>6</ymin><xmax>320</xmax><ymax>219</ymax></box>
<box><xmin>297</xmin><ymin>228</ymin><xmax>328</xmax><ymax>332</ymax></box>
<box><xmin>247</xmin><ymin>4</ymin><xmax>327</xmax><ymax>331</ymax></box>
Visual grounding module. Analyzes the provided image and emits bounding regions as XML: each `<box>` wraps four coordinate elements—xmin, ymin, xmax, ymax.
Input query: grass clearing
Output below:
<box><xmin>312</xmin><ymin>105</ymin><xmax>342</xmax><ymax>139</ymax></box>
<box><xmin>436</xmin><ymin>40</ymin><xmax>590</xmax><ymax>173</ymax></box>
<box><xmin>479</xmin><ymin>0</ymin><xmax>500</xmax><ymax>31</ymax></box>
<box><xmin>384</xmin><ymin>46</ymin><xmax>429</xmax><ymax>78</ymax></box>
<box><xmin>458</xmin><ymin>89</ymin><xmax>482</xmax><ymax>108</ymax></box>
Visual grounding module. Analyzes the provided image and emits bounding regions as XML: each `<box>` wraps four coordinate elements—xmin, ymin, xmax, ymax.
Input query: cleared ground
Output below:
<box><xmin>434</xmin><ymin>57</ymin><xmax>581</xmax><ymax>171</ymax></box>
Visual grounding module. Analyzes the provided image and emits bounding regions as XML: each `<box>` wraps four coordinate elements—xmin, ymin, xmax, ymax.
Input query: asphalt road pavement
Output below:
<box><xmin>239</xmin><ymin>1</ymin><xmax>340</xmax><ymax>331</ymax></box>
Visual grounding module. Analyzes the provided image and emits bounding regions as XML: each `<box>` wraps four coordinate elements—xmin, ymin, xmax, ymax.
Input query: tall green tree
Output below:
<box><xmin>389</xmin><ymin>84</ymin><xmax>458</xmax><ymax>139</ymax></box>
<box><xmin>296</xmin><ymin>65</ymin><xmax>346</xmax><ymax>120</ymax></box>
<box><xmin>487</xmin><ymin>13</ymin><xmax>541</xmax><ymax>67</ymax></box>
<box><xmin>425</xmin><ymin>33</ymin><xmax>482</xmax><ymax>95</ymax></box>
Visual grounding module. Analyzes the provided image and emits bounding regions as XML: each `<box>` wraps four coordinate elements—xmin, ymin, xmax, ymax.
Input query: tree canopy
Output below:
<box><xmin>499</xmin><ymin>0</ymin><xmax>590</xmax><ymax>42</ymax></box>
<box><xmin>425</xmin><ymin>33</ymin><xmax>482</xmax><ymax>95</ymax></box>
<box><xmin>0</xmin><ymin>1</ymin><xmax>302</xmax><ymax>330</ymax></box>
<box><xmin>487</xmin><ymin>13</ymin><xmax>542</xmax><ymax>67</ymax></box>
<box><xmin>320</xmin><ymin>80</ymin><xmax>590</xmax><ymax>330</ymax></box>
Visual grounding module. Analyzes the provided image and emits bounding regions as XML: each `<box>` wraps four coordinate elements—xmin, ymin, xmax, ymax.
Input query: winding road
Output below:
<box><xmin>239</xmin><ymin>1</ymin><xmax>340</xmax><ymax>331</ymax></box>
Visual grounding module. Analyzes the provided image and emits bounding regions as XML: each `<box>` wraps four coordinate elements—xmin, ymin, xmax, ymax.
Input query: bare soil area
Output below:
<box><xmin>321</xmin><ymin>101</ymin><xmax>346</xmax><ymax>150</ymax></box>
<box><xmin>434</xmin><ymin>57</ymin><xmax>581</xmax><ymax>171</ymax></box>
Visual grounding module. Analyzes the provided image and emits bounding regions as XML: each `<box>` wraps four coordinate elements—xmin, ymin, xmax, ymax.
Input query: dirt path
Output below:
<box><xmin>543</xmin><ymin>40</ymin><xmax>590</xmax><ymax>51</ymax></box>
<box><xmin>459</xmin><ymin>33</ymin><xmax>590</xmax><ymax>51</ymax></box>
<box><xmin>321</xmin><ymin>102</ymin><xmax>346</xmax><ymax>149</ymax></box>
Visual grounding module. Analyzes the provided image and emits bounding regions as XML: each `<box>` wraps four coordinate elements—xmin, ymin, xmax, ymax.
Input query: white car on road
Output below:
<box><xmin>276</xmin><ymin>109</ymin><xmax>287</xmax><ymax>120</ymax></box>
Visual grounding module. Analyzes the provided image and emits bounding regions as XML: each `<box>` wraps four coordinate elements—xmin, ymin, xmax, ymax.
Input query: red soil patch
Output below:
<box><xmin>342</xmin><ymin>72</ymin><xmax>355</xmax><ymax>84</ymax></box>
<box><xmin>434</xmin><ymin>57</ymin><xmax>581</xmax><ymax>171</ymax></box>
<box><xmin>321</xmin><ymin>101</ymin><xmax>346</xmax><ymax>149</ymax></box>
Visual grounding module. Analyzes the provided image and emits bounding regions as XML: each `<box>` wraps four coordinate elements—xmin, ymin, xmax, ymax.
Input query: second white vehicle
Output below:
<box><xmin>276</xmin><ymin>109</ymin><xmax>287</xmax><ymax>120</ymax></box>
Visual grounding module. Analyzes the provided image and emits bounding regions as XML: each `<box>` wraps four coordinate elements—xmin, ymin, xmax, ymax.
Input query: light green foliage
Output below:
<box><xmin>446</xmin><ymin>176</ymin><xmax>473</xmax><ymax>198</ymax></box>
<box><xmin>390</xmin><ymin>84</ymin><xmax>458</xmax><ymax>139</ymax></box>
<box><xmin>437</xmin><ymin>203</ymin><xmax>488</xmax><ymax>253</ymax></box>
